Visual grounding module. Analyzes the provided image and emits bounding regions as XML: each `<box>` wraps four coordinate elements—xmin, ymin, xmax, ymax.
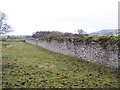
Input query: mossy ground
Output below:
<box><xmin>2</xmin><ymin>41</ymin><xmax>119</xmax><ymax>88</ymax></box>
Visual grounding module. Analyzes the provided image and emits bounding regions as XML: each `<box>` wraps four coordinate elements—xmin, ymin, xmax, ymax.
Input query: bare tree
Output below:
<box><xmin>0</xmin><ymin>11</ymin><xmax>12</xmax><ymax>35</ymax></box>
<box><xmin>77</xmin><ymin>29</ymin><xmax>88</xmax><ymax>36</ymax></box>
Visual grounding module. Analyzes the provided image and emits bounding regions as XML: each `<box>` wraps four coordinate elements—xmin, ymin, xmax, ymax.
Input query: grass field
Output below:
<box><xmin>0</xmin><ymin>41</ymin><xmax>2</xmax><ymax>89</ymax></box>
<box><xmin>2</xmin><ymin>41</ymin><xmax>119</xmax><ymax>88</ymax></box>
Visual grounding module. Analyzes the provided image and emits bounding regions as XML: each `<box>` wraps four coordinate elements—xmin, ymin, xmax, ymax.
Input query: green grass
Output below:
<box><xmin>2</xmin><ymin>41</ymin><xmax>119</xmax><ymax>88</ymax></box>
<box><xmin>0</xmin><ymin>41</ymin><xmax>2</xmax><ymax>89</ymax></box>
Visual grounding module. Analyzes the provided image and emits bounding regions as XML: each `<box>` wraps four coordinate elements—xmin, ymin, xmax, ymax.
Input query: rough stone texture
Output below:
<box><xmin>26</xmin><ymin>40</ymin><xmax>118</xmax><ymax>68</ymax></box>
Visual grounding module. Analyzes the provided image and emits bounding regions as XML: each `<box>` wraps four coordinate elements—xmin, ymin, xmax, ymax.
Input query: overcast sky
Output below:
<box><xmin>0</xmin><ymin>0</ymin><xmax>119</xmax><ymax>35</ymax></box>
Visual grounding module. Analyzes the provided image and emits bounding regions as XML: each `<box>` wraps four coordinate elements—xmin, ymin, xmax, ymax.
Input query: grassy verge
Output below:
<box><xmin>2</xmin><ymin>41</ymin><xmax>119</xmax><ymax>88</ymax></box>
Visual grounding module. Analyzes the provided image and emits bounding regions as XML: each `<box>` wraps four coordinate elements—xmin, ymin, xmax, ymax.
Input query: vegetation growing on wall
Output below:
<box><xmin>36</xmin><ymin>36</ymin><xmax>119</xmax><ymax>49</ymax></box>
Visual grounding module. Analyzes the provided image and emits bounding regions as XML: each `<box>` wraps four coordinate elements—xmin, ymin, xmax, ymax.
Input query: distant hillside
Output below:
<box><xmin>89</xmin><ymin>29</ymin><xmax>118</xmax><ymax>36</ymax></box>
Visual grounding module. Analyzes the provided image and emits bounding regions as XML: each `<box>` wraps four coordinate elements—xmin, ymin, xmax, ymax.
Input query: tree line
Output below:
<box><xmin>32</xmin><ymin>30</ymin><xmax>88</xmax><ymax>38</ymax></box>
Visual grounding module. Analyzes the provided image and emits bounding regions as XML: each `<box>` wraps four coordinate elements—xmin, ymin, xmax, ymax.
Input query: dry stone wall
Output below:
<box><xmin>26</xmin><ymin>39</ymin><xmax>118</xmax><ymax>68</ymax></box>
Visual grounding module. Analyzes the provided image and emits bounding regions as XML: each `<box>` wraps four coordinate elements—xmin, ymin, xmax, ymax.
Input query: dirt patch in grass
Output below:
<box><xmin>38</xmin><ymin>62</ymin><xmax>56</xmax><ymax>70</ymax></box>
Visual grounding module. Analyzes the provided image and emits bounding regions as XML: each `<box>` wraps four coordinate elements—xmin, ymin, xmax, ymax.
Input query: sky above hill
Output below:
<box><xmin>0</xmin><ymin>0</ymin><xmax>119</xmax><ymax>35</ymax></box>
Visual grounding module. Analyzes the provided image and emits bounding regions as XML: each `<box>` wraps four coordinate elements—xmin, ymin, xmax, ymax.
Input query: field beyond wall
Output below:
<box><xmin>2</xmin><ymin>41</ymin><xmax>119</xmax><ymax>88</ymax></box>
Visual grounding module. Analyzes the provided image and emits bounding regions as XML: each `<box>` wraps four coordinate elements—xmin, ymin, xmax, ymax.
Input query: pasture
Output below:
<box><xmin>2</xmin><ymin>41</ymin><xmax>119</xmax><ymax>88</ymax></box>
